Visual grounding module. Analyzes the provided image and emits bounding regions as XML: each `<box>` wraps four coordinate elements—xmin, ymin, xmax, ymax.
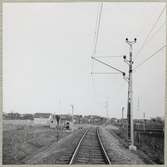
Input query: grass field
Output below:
<box><xmin>3</xmin><ymin>120</ymin><xmax>72</xmax><ymax>164</ymax></box>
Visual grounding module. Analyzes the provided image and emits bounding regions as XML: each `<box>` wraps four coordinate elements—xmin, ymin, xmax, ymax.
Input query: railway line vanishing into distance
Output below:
<box><xmin>69</xmin><ymin>127</ymin><xmax>111</xmax><ymax>164</ymax></box>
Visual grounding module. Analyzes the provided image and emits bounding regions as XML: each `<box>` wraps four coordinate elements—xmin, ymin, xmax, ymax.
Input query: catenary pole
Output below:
<box><xmin>124</xmin><ymin>38</ymin><xmax>137</xmax><ymax>150</ymax></box>
<box><xmin>71</xmin><ymin>104</ymin><xmax>74</xmax><ymax>123</ymax></box>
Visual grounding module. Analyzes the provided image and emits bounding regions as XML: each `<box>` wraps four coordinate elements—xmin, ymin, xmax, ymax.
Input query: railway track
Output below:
<box><xmin>69</xmin><ymin>127</ymin><xmax>111</xmax><ymax>164</ymax></box>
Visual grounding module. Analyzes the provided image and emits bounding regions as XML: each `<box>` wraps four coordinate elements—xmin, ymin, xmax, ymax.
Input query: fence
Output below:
<box><xmin>134</xmin><ymin>130</ymin><xmax>164</xmax><ymax>163</ymax></box>
<box><xmin>118</xmin><ymin>124</ymin><xmax>164</xmax><ymax>164</ymax></box>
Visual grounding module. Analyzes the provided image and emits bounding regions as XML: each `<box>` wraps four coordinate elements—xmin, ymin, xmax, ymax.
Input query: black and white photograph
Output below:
<box><xmin>2</xmin><ymin>2</ymin><xmax>166</xmax><ymax>165</ymax></box>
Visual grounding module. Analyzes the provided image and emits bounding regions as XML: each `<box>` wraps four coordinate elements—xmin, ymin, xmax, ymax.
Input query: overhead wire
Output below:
<box><xmin>134</xmin><ymin>5</ymin><xmax>166</xmax><ymax>60</ymax></box>
<box><xmin>91</xmin><ymin>2</ymin><xmax>103</xmax><ymax>100</ymax></box>
<box><xmin>142</xmin><ymin>21</ymin><xmax>166</xmax><ymax>47</ymax></box>
<box><xmin>91</xmin><ymin>2</ymin><xmax>123</xmax><ymax>76</ymax></box>
<box><xmin>91</xmin><ymin>3</ymin><xmax>103</xmax><ymax>75</ymax></box>
<box><xmin>133</xmin><ymin>44</ymin><xmax>166</xmax><ymax>71</ymax></box>
<box><xmin>90</xmin><ymin>3</ymin><xmax>132</xmax><ymax>115</ymax></box>
<box><xmin>93</xmin><ymin>3</ymin><xmax>103</xmax><ymax>56</ymax></box>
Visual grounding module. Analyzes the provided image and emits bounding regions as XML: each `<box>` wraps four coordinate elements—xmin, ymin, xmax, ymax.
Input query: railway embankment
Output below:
<box><xmin>23</xmin><ymin>125</ymin><xmax>159</xmax><ymax>164</ymax></box>
<box><xmin>99</xmin><ymin>127</ymin><xmax>145</xmax><ymax>164</ymax></box>
<box><xmin>24</xmin><ymin>128</ymin><xmax>86</xmax><ymax>164</ymax></box>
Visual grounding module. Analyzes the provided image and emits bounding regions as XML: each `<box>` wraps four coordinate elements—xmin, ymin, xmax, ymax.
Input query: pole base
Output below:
<box><xmin>129</xmin><ymin>145</ymin><xmax>137</xmax><ymax>151</ymax></box>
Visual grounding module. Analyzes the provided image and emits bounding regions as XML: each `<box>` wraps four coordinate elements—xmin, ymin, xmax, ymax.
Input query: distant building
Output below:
<box><xmin>48</xmin><ymin>114</ymin><xmax>59</xmax><ymax>128</ymax></box>
<box><xmin>3</xmin><ymin>112</ymin><xmax>21</xmax><ymax>120</ymax></box>
<box><xmin>21</xmin><ymin>114</ymin><xmax>34</xmax><ymax>120</ymax></box>
<box><xmin>33</xmin><ymin>113</ymin><xmax>51</xmax><ymax>125</ymax></box>
<box><xmin>110</xmin><ymin>118</ymin><xmax>118</xmax><ymax>124</ymax></box>
<box><xmin>73</xmin><ymin>115</ymin><xmax>82</xmax><ymax>124</ymax></box>
<box><xmin>47</xmin><ymin>114</ymin><xmax>73</xmax><ymax>129</ymax></box>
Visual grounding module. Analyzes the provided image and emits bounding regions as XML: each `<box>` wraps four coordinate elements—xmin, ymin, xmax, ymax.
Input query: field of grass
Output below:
<box><xmin>3</xmin><ymin>120</ymin><xmax>72</xmax><ymax>164</ymax></box>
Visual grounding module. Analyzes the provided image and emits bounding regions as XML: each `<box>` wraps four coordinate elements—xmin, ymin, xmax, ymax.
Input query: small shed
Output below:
<box><xmin>48</xmin><ymin>114</ymin><xmax>73</xmax><ymax>129</ymax></box>
<box><xmin>48</xmin><ymin>114</ymin><xmax>61</xmax><ymax>128</ymax></box>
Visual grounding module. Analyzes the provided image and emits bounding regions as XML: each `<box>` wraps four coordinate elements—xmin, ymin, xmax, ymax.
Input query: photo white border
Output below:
<box><xmin>0</xmin><ymin>0</ymin><xmax>166</xmax><ymax>166</ymax></box>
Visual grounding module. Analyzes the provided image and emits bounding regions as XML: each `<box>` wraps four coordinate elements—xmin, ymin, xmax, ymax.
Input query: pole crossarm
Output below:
<box><xmin>91</xmin><ymin>56</ymin><xmax>125</xmax><ymax>75</ymax></box>
<box><xmin>91</xmin><ymin>72</ymin><xmax>120</xmax><ymax>74</ymax></box>
<box><xmin>94</xmin><ymin>56</ymin><xmax>122</xmax><ymax>58</ymax></box>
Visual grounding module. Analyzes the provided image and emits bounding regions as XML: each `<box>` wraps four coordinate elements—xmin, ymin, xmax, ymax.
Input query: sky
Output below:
<box><xmin>3</xmin><ymin>2</ymin><xmax>166</xmax><ymax>119</ymax></box>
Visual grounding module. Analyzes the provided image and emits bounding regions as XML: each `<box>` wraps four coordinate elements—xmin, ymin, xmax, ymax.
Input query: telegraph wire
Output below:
<box><xmin>93</xmin><ymin>3</ymin><xmax>103</xmax><ymax>55</ymax></box>
<box><xmin>91</xmin><ymin>2</ymin><xmax>103</xmax><ymax>76</ymax></box>
<box><xmin>91</xmin><ymin>2</ymin><xmax>124</xmax><ymax>76</ymax></box>
<box><xmin>134</xmin><ymin>5</ymin><xmax>166</xmax><ymax>60</ymax></box>
<box><xmin>143</xmin><ymin>21</ymin><xmax>166</xmax><ymax>46</ymax></box>
<box><xmin>135</xmin><ymin>21</ymin><xmax>166</xmax><ymax>62</ymax></box>
<box><xmin>91</xmin><ymin>4</ymin><xmax>100</xmax><ymax>76</ymax></box>
<box><xmin>91</xmin><ymin>3</ymin><xmax>104</xmax><ymax>101</ymax></box>
<box><xmin>133</xmin><ymin>44</ymin><xmax>166</xmax><ymax>71</ymax></box>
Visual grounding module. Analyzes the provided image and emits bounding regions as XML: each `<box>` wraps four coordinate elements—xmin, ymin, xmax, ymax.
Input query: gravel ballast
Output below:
<box><xmin>99</xmin><ymin>127</ymin><xmax>145</xmax><ymax>164</ymax></box>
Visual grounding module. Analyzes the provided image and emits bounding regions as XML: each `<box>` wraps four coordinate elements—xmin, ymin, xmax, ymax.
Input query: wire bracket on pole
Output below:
<box><xmin>123</xmin><ymin>75</ymin><xmax>129</xmax><ymax>82</ymax></box>
<box><xmin>91</xmin><ymin>56</ymin><xmax>126</xmax><ymax>78</ymax></box>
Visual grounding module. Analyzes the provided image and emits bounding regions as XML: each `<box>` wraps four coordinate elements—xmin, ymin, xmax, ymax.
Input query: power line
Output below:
<box><xmin>135</xmin><ymin>21</ymin><xmax>166</xmax><ymax>61</ymax></box>
<box><xmin>133</xmin><ymin>44</ymin><xmax>166</xmax><ymax>71</ymax></box>
<box><xmin>91</xmin><ymin>3</ymin><xmax>103</xmax><ymax>103</ymax></box>
<box><xmin>134</xmin><ymin>5</ymin><xmax>166</xmax><ymax>60</ymax></box>
<box><xmin>93</xmin><ymin>3</ymin><xmax>102</xmax><ymax>45</ymax></box>
<box><xmin>93</xmin><ymin>3</ymin><xmax>103</xmax><ymax>55</ymax></box>
<box><xmin>93</xmin><ymin>5</ymin><xmax>99</xmax><ymax>44</ymax></box>
<box><xmin>143</xmin><ymin>21</ymin><xmax>166</xmax><ymax>46</ymax></box>
<box><xmin>91</xmin><ymin>3</ymin><xmax>124</xmax><ymax>77</ymax></box>
<box><xmin>91</xmin><ymin>3</ymin><xmax>103</xmax><ymax>78</ymax></box>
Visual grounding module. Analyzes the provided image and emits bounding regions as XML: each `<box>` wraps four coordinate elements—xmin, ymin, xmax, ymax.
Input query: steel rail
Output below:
<box><xmin>69</xmin><ymin>129</ymin><xmax>89</xmax><ymax>165</ymax></box>
<box><xmin>96</xmin><ymin>128</ymin><xmax>111</xmax><ymax>164</ymax></box>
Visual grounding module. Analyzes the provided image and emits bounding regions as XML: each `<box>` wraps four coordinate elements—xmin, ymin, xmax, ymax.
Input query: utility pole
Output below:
<box><xmin>123</xmin><ymin>38</ymin><xmax>137</xmax><ymax>151</ymax></box>
<box><xmin>143</xmin><ymin>112</ymin><xmax>146</xmax><ymax>131</ymax></box>
<box><xmin>121</xmin><ymin>107</ymin><xmax>124</xmax><ymax>128</ymax></box>
<box><xmin>70</xmin><ymin>104</ymin><xmax>74</xmax><ymax>123</ymax></box>
<box><xmin>91</xmin><ymin>38</ymin><xmax>137</xmax><ymax>150</ymax></box>
<box><xmin>122</xmin><ymin>107</ymin><xmax>124</xmax><ymax>120</ymax></box>
<box><xmin>105</xmin><ymin>100</ymin><xmax>109</xmax><ymax>118</ymax></box>
<box><xmin>105</xmin><ymin>100</ymin><xmax>109</xmax><ymax>124</ymax></box>
<box><xmin>137</xmin><ymin>97</ymin><xmax>140</xmax><ymax>114</ymax></box>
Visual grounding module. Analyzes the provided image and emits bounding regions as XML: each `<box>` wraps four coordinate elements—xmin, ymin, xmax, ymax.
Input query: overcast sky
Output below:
<box><xmin>3</xmin><ymin>2</ymin><xmax>166</xmax><ymax>119</ymax></box>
